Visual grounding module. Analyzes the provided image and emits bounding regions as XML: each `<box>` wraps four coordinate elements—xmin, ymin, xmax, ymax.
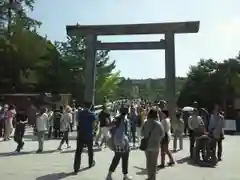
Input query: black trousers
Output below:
<box><xmin>212</xmin><ymin>138</ymin><xmax>222</xmax><ymax>159</ymax></box>
<box><xmin>184</xmin><ymin>122</ymin><xmax>188</xmax><ymax>135</ymax></box>
<box><xmin>109</xmin><ymin>151</ymin><xmax>129</xmax><ymax>174</ymax></box>
<box><xmin>54</xmin><ymin>128</ymin><xmax>61</xmax><ymax>139</ymax></box>
<box><xmin>189</xmin><ymin>130</ymin><xmax>195</xmax><ymax>158</ymax></box>
<box><xmin>131</xmin><ymin>127</ymin><xmax>136</xmax><ymax>144</ymax></box>
<box><xmin>48</xmin><ymin>126</ymin><xmax>53</xmax><ymax>139</ymax></box>
<box><xmin>60</xmin><ymin>130</ymin><xmax>69</xmax><ymax>145</ymax></box>
<box><xmin>70</xmin><ymin>123</ymin><xmax>73</xmax><ymax>132</ymax></box>
<box><xmin>0</xmin><ymin>120</ymin><xmax>5</xmax><ymax>137</ymax></box>
<box><xmin>14</xmin><ymin>123</ymin><xmax>25</xmax><ymax>151</ymax></box>
<box><xmin>216</xmin><ymin>139</ymin><xmax>222</xmax><ymax>158</ymax></box>
<box><xmin>74</xmin><ymin>134</ymin><xmax>94</xmax><ymax>171</ymax></box>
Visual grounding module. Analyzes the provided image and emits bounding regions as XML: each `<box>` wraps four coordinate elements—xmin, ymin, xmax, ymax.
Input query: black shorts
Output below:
<box><xmin>161</xmin><ymin>133</ymin><xmax>169</xmax><ymax>145</ymax></box>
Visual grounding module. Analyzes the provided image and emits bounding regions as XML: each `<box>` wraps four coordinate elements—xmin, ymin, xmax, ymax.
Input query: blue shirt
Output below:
<box><xmin>77</xmin><ymin>109</ymin><xmax>96</xmax><ymax>138</ymax></box>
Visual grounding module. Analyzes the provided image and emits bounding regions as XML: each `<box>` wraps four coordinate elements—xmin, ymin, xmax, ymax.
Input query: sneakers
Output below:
<box><xmin>89</xmin><ymin>160</ymin><xmax>96</xmax><ymax>168</ymax></box>
<box><xmin>36</xmin><ymin>149</ymin><xmax>43</xmax><ymax>153</ymax></box>
<box><xmin>123</xmin><ymin>175</ymin><xmax>132</xmax><ymax>180</ymax></box>
<box><xmin>157</xmin><ymin>164</ymin><xmax>165</xmax><ymax>169</ymax></box>
<box><xmin>105</xmin><ymin>173</ymin><xmax>132</xmax><ymax>180</ymax></box>
<box><xmin>168</xmin><ymin>161</ymin><xmax>175</xmax><ymax>166</ymax></box>
<box><xmin>58</xmin><ymin>144</ymin><xmax>71</xmax><ymax>150</ymax></box>
<box><xmin>106</xmin><ymin>174</ymin><xmax>113</xmax><ymax>180</ymax></box>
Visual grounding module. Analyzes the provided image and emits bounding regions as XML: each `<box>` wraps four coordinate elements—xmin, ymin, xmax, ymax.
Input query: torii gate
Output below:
<box><xmin>66</xmin><ymin>21</ymin><xmax>200</xmax><ymax>121</ymax></box>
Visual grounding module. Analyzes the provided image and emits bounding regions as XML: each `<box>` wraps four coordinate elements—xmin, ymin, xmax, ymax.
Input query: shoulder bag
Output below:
<box><xmin>139</xmin><ymin>123</ymin><xmax>155</xmax><ymax>151</ymax></box>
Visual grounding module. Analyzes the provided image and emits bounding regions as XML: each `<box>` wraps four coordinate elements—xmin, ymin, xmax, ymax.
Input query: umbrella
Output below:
<box><xmin>182</xmin><ymin>106</ymin><xmax>194</xmax><ymax>112</ymax></box>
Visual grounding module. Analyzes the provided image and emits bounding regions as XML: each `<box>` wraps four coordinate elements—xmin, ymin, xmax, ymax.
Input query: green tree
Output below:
<box><xmin>178</xmin><ymin>53</ymin><xmax>240</xmax><ymax>111</ymax></box>
<box><xmin>56</xmin><ymin>35</ymin><xmax>120</xmax><ymax>104</ymax></box>
<box><xmin>1</xmin><ymin>0</ymin><xmax>41</xmax><ymax>33</ymax></box>
<box><xmin>96</xmin><ymin>71</ymin><xmax>121</xmax><ymax>102</ymax></box>
<box><xmin>0</xmin><ymin>0</ymin><xmax>60</xmax><ymax>93</ymax></box>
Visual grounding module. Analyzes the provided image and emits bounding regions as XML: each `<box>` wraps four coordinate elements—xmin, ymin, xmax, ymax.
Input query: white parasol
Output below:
<box><xmin>182</xmin><ymin>106</ymin><xmax>194</xmax><ymax>112</ymax></box>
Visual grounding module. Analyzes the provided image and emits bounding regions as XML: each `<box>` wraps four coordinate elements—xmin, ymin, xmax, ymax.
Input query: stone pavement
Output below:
<box><xmin>0</xmin><ymin>132</ymin><xmax>239</xmax><ymax>180</ymax></box>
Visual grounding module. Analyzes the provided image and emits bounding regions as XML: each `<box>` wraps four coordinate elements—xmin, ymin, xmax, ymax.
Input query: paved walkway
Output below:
<box><xmin>0</xmin><ymin>132</ymin><xmax>239</xmax><ymax>180</ymax></box>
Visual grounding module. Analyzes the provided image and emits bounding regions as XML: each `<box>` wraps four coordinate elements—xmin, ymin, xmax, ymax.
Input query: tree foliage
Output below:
<box><xmin>0</xmin><ymin>0</ymin><xmax>51</xmax><ymax>92</ymax></box>
<box><xmin>178</xmin><ymin>52</ymin><xmax>240</xmax><ymax>113</ymax></box>
<box><xmin>55</xmin><ymin>35</ymin><xmax>119</xmax><ymax>104</ymax></box>
<box><xmin>0</xmin><ymin>0</ymin><xmax>121</xmax><ymax>104</ymax></box>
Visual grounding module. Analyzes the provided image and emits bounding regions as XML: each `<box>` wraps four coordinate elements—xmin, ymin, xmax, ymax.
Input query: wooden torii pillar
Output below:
<box><xmin>66</xmin><ymin>21</ymin><xmax>200</xmax><ymax>121</ymax></box>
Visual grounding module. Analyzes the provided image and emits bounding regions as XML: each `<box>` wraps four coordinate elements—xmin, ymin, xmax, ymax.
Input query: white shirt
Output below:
<box><xmin>72</xmin><ymin>108</ymin><xmax>78</xmax><ymax>123</ymax></box>
<box><xmin>188</xmin><ymin>115</ymin><xmax>204</xmax><ymax>130</ymax></box>
<box><xmin>162</xmin><ymin>117</ymin><xmax>171</xmax><ymax>137</ymax></box>
<box><xmin>47</xmin><ymin>111</ymin><xmax>54</xmax><ymax>126</ymax></box>
<box><xmin>60</xmin><ymin>112</ymin><xmax>72</xmax><ymax>131</ymax></box>
<box><xmin>209</xmin><ymin>114</ymin><xmax>225</xmax><ymax>139</ymax></box>
<box><xmin>36</xmin><ymin>113</ymin><xmax>48</xmax><ymax>132</ymax></box>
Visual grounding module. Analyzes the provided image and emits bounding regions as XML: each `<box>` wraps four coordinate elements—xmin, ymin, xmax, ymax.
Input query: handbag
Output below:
<box><xmin>139</xmin><ymin>124</ymin><xmax>155</xmax><ymax>151</ymax></box>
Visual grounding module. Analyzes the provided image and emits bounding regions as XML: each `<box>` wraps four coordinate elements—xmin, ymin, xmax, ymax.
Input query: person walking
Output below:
<box><xmin>136</xmin><ymin>107</ymin><xmax>144</xmax><ymax>147</ymax></box>
<box><xmin>47</xmin><ymin>109</ymin><xmax>54</xmax><ymax>139</ymax></box>
<box><xmin>57</xmin><ymin>105</ymin><xmax>72</xmax><ymax>150</ymax></box>
<box><xmin>128</xmin><ymin>106</ymin><xmax>137</xmax><ymax>147</ymax></box>
<box><xmin>188</xmin><ymin>108</ymin><xmax>204</xmax><ymax>158</ymax></box>
<box><xmin>14</xmin><ymin>109</ymin><xmax>28</xmax><ymax>152</ymax></box>
<box><xmin>0</xmin><ymin>105</ymin><xmax>8</xmax><ymax>139</ymax></box>
<box><xmin>74</xmin><ymin>102</ymin><xmax>97</xmax><ymax>173</ymax></box>
<box><xmin>183</xmin><ymin>111</ymin><xmax>190</xmax><ymax>136</ymax></box>
<box><xmin>4</xmin><ymin>104</ymin><xmax>16</xmax><ymax>140</ymax></box>
<box><xmin>71</xmin><ymin>104</ymin><xmax>78</xmax><ymax>131</ymax></box>
<box><xmin>106</xmin><ymin>106</ymin><xmax>132</xmax><ymax>180</ymax></box>
<box><xmin>158</xmin><ymin>110</ymin><xmax>175</xmax><ymax>168</ymax></box>
<box><xmin>208</xmin><ymin>104</ymin><xmax>225</xmax><ymax>161</ymax></box>
<box><xmin>95</xmin><ymin>105</ymin><xmax>111</xmax><ymax>148</ymax></box>
<box><xmin>53</xmin><ymin>107</ymin><xmax>62</xmax><ymax>139</ymax></box>
<box><xmin>141</xmin><ymin>108</ymin><xmax>164</xmax><ymax>180</ymax></box>
<box><xmin>173</xmin><ymin>112</ymin><xmax>184</xmax><ymax>152</ymax></box>
<box><xmin>36</xmin><ymin>108</ymin><xmax>48</xmax><ymax>153</ymax></box>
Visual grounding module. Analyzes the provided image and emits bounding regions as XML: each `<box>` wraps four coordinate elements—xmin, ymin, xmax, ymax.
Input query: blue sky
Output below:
<box><xmin>28</xmin><ymin>0</ymin><xmax>240</xmax><ymax>79</ymax></box>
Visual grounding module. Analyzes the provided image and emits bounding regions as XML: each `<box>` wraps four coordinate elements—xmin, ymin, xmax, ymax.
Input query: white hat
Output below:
<box><xmin>65</xmin><ymin>105</ymin><xmax>72</xmax><ymax>112</ymax></box>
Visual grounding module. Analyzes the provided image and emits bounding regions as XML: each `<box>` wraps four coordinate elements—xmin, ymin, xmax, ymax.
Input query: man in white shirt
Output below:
<box><xmin>36</xmin><ymin>108</ymin><xmax>48</xmax><ymax>153</ymax></box>
<box><xmin>208</xmin><ymin>105</ymin><xmax>225</xmax><ymax>161</ymax></box>
<box><xmin>188</xmin><ymin>109</ymin><xmax>204</xmax><ymax>158</ymax></box>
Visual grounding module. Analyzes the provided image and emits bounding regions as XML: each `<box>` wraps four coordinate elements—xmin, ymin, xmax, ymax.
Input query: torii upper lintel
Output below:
<box><xmin>66</xmin><ymin>21</ymin><xmax>200</xmax><ymax>36</ymax></box>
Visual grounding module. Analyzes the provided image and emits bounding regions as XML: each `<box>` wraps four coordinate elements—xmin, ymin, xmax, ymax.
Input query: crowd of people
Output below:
<box><xmin>0</xmin><ymin>100</ymin><xmax>225</xmax><ymax>180</ymax></box>
<box><xmin>0</xmin><ymin>103</ymin><xmax>78</xmax><ymax>152</ymax></box>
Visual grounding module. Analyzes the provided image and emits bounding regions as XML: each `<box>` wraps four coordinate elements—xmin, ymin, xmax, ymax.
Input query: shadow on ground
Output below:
<box><xmin>134</xmin><ymin>166</ymin><xmax>148</xmax><ymax>175</ymax></box>
<box><xmin>61</xmin><ymin>148</ymin><xmax>102</xmax><ymax>154</ymax></box>
<box><xmin>23</xmin><ymin>134</ymin><xmax>77</xmax><ymax>141</ymax></box>
<box><xmin>176</xmin><ymin>156</ymin><xmax>217</xmax><ymax>168</ymax></box>
<box><xmin>36</xmin><ymin>167</ymin><xmax>90</xmax><ymax>180</ymax></box>
<box><xmin>0</xmin><ymin>149</ymin><xmax>57</xmax><ymax>157</ymax></box>
<box><xmin>36</xmin><ymin>172</ymin><xmax>76</xmax><ymax>180</ymax></box>
<box><xmin>176</xmin><ymin>156</ymin><xmax>190</xmax><ymax>164</ymax></box>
